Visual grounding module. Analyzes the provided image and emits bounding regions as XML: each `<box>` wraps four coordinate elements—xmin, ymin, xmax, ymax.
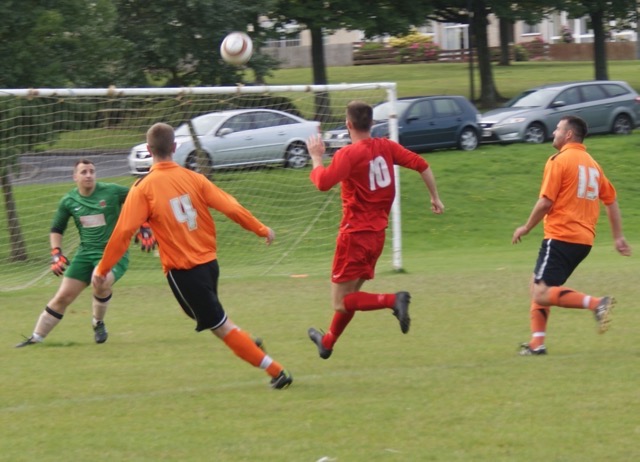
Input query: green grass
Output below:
<box><xmin>2</xmin><ymin>129</ymin><xmax>640</xmax><ymax>460</ymax></box>
<box><xmin>263</xmin><ymin>60</ymin><xmax>640</xmax><ymax>104</ymax></box>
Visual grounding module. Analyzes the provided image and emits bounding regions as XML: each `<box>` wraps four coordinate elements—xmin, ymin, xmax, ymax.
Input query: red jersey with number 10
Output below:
<box><xmin>311</xmin><ymin>137</ymin><xmax>429</xmax><ymax>233</ymax></box>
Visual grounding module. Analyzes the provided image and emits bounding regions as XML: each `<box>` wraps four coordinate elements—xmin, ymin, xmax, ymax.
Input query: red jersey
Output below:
<box><xmin>97</xmin><ymin>162</ymin><xmax>269</xmax><ymax>274</ymax></box>
<box><xmin>540</xmin><ymin>142</ymin><xmax>617</xmax><ymax>245</ymax></box>
<box><xmin>311</xmin><ymin>137</ymin><xmax>429</xmax><ymax>233</ymax></box>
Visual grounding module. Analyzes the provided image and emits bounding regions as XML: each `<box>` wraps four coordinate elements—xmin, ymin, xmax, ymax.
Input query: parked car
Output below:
<box><xmin>323</xmin><ymin>95</ymin><xmax>481</xmax><ymax>155</ymax></box>
<box><xmin>128</xmin><ymin>109</ymin><xmax>320</xmax><ymax>175</ymax></box>
<box><xmin>480</xmin><ymin>80</ymin><xmax>640</xmax><ymax>144</ymax></box>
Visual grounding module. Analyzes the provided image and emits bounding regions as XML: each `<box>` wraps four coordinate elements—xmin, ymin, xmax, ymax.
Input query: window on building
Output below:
<box><xmin>522</xmin><ymin>23</ymin><xmax>540</xmax><ymax>35</ymax></box>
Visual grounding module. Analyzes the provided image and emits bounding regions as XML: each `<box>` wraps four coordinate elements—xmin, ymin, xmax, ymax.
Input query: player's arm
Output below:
<box><xmin>512</xmin><ymin>196</ymin><xmax>553</xmax><ymax>244</ymax></box>
<box><xmin>203</xmin><ymin>180</ymin><xmax>272</xmax><ymax>242</ymax></box>
<box><xmin>420</xmin><ymin>167</ymin><xmax>444</xmax><ymax>215</ymax></box>
<box><xmin>604</xmin><ymin>200</ymin><xmax>631</xmax><ymax>256</ymax></box>
<box><xmin>95</xmin><ymin>189</ymin><xmax>149</xmax><ymax>278</ymax></box>
<box><xmin>49</xmin><ymin>199</ymin><xmax>71</xmax><ymax>276</ymax></box>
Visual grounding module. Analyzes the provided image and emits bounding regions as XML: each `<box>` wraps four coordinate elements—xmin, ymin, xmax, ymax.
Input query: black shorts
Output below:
<box><xmin>167</xmin><ymin>260</ymin><xmax>227</xmax><ymax>332</ymax></box>
<box><xmin>533</xmin><ymin>239</ymin><xmax>591</xmax><ymax>287</ymax></box>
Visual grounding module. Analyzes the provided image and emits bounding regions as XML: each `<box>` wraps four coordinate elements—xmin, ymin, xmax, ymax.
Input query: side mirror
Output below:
<box><xmin>550</xmin><ymin>100</ymin><xmax>566</xmax><ymax>108</ymax></box>
<box><xmin>218</xmin><ymin>128</ymin><xmax>233</xmax><ymax>137</ymax></box>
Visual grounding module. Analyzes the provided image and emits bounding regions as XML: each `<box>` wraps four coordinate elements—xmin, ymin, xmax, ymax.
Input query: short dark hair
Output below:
<box><xmin>75</xmin><ymin>158</ymin><xmax>94</xmax><ymax>168</ymax></box>
<box><xmin>346</xmin><ymin>101</ymin><xmax>373</xmax><ymax>131</ymax></box>
<box><xmin>561</xmin><ymin>115</ymin><xmax>588</xmax><ymax>142</ymax></box>
<box><xmin>146</xmin><ymin>122</ymin><xmax>175</xmax><ymax>158</ymax></box>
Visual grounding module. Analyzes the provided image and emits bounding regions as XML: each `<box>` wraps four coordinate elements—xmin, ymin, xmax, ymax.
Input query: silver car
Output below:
<box><xmin>480</xmin><ymin>80</ymin><xmax>640</xmax><ymax>144</ymax></box>
<box><xmin>128</xmin><ymin>109</ymin><xmax>320</xmax><ymax>175</ymax></box>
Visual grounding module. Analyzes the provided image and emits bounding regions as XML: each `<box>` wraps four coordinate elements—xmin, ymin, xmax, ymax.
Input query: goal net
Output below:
<box><xmin>0</xmin><ymin>83</ymin><xmax>401</xmax><ymax>291</ymax></box>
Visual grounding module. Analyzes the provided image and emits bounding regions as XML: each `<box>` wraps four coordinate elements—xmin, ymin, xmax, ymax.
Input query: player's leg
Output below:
<box><xmin>16</xmin><ymin>277</ymin><xmax>87</xmax><ymax>347</ymax></box>
<box><xmin>90</xmin><ymin>256</ymin><xmax>127</xmax><ymax>344</ymax></box>
<box><xmin>167</xmin><ymin>261</ymin><xmax>292</xmax><ymax>389</ymax></box>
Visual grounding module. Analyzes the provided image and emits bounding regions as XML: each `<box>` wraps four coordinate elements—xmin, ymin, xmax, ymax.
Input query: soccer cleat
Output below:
<box><xmin>15</xmin><ymin>336</ymin><xmax>41</xmax><ymax>348</ymax></box>
<box><xmin>308</xmin><ymin>327</ymin><xmax>332</xmax><ymax>359</ymax></box>
<box><xmin>594</xmin><ymin>296</ymin><xmax>615</xmax><ymax>334</ymax></box>
<box><xmin>270</xmin><ymin>369</ymin><xmax>293</xmax><ymax>389</ymax></box>
<box><xmin>93</xmin><ymin>321</ymin><xmax>108</xmax><ymax>344</ymax></box>
<box><xmin>519</xmin><ymin>343</ymin><xmax>547</xmax><ymax>356</ymax></box>
<box><xmin>392</xmin><ymin>291</ymin><xmax>411</xmax><ymax>334</ymax></box>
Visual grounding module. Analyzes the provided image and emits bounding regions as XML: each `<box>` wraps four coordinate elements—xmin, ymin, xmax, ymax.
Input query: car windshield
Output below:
<box><xmin>372</xmin><ymin>101</ymin><xmax>412</xmax><ymax>121</ymax></box>
<box><xmin>507</xmin><ymin>89</ymin><xmax>558</xmax><ymax>108</ymax></box>
<box><xmin>174</xmin><ymin>114</ymin><xmax>227</xmax><ymax>136</ymax></box>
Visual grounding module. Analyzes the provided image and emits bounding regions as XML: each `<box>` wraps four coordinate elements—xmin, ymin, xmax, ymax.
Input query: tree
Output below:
<box><xmin>562</xmin><ymin>0</ymin><xmax>637</xmax><ymax>80</ymax></box>
<box><xmin>113</xmin><ymin>0</ymin><xmax>276</xmax><ymax>87</ymax></box>
<box><xmin>272</xmin><ymin>0</ymin><xmax>430</xmax><ymax>120</ymax></box>
<box><xmin>0</xmin><ymin>0</ymin><xmax>126</xmax><ymax>261</ymax></box>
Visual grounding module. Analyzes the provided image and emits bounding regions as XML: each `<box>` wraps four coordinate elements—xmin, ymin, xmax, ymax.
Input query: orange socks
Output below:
<box><xmin>529</xmin><ymin>302</ymin><xmax>549</xmax><ymax>349</ymax></box>
<box><xmin>222</xmin><ymin>327</ymin><xmax>283</xmax><ymax>377</ymax></box>
<box><xmin>547</xmin><ymin>286</ymin><xmax>599</xmax><ymax>309</ymax></box>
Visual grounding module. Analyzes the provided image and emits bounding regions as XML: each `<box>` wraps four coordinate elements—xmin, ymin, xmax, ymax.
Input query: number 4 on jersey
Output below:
<box><xmin>170</xmin><ymin>195</ymin><xmax>198</xmax><ymax>230</ymax></box>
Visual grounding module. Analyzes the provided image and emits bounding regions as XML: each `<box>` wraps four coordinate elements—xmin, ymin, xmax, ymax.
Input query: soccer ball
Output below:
<box><xmin>220</xmin><ymin>32</ymin><xmax>253</xmax><ymax>66</ymax></box>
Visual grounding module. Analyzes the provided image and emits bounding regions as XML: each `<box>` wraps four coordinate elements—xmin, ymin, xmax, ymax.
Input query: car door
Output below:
<box><xmin>576</xmin><ymin>84</ymin><xmax>610</xmax><ymax>133</ymax></box>
<box><xmin>429</xmin><ymin>98</ymin><xmax>465</xmax><ymax>147</ymax></box>
<box><xmin>545</xmin><ymin>86</ymin><xmax>582</xmax><ymax>132</ymax></box>
<box><xmin>398</xmin><ymin>99</ymin><xmax>434</xmax><ymax>150</ymax></box>
<box><xmin>250</xmin><ymin>111</ymin><xmax>296</xmax><ymax>163</ymax></box>
<box><xmin>210</xmin><ymin>112</ymin><xmax>260</xmax><ymax>167</ymax></box>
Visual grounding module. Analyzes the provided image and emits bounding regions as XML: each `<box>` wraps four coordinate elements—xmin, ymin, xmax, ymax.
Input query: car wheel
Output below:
<box><xmin>285</xmin><ymin>142</ymin><xmax>309</xmax><ymax>169</ymax></box>
<box><xmin>458</xmin><ymin>127</ymin><xmax>479</xmax><ymax>151</ymax></box>
<box><xmin>612</xmin><ymin>114</ymin><xmax>632</xmax><ymax>135</ymax></box>
<box><xmin>524</xmin><ymin>123</ymin><xmax>545</xmax><ymax>144</ymax></box>
<box><xmin>185</xmin><ymin>151</ymin><xmax>212</xmax><ymax>173</ymax></box>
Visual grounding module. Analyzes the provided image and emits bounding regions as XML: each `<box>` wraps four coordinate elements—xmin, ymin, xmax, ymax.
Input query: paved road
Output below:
<box><xmin>12</xmin><ymin>152</ymin><xmax>132</xmax><ymax>185</ymax></box>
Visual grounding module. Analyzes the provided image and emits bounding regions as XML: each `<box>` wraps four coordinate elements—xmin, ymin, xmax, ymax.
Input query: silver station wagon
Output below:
<box><xmin>480</xmin><ymin>80</ymin><xmax>640</xmax><ymax>144</ymax></box>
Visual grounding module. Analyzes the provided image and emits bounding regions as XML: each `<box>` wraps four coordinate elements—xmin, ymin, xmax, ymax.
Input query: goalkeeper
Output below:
<box><xmin>16</xmin><ymin>159</ymin><xmax>156</xmax><ymax>347</ymax></box>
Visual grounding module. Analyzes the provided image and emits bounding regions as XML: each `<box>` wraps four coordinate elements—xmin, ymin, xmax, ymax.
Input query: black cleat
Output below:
<box><xmin>594</xmin><ymin>296</ymin><xmax>615</xmax><ymax>334</ymax></box>
<box><xmin>93</xmin><ymin>321</ymin><xmax>108</xmax><ymax>344</ymax></box>
<box><xmin>519</xmin><ymin>343</ymin><xmax>547</xmax><ymax>356</ymax></box>
<box><xmin>15</xmin><ymin>336</ymin><xmax>40</xmax><ymax>348</ymax></box>
<box><xmin>270</xmin><ymin>369</ymin><xmax>293</xmax><ymax>389</ymax></box>
<box><xmin>308</xmin><ymin>327</ymin><xmax>332</xmax><ymax>359</ymax></box>
<box><xmin>392</xmin><ymin>291</ymin><xmax>411</xmax><ymax>334</ymax></box>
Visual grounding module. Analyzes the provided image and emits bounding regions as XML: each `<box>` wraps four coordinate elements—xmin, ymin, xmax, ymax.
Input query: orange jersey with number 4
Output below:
<box><xmin>97</xmin><ymin>162</ymin><xmax>269</xmax><ymax>275</ymax></box>
<box><xmin>540</xmin><ymin>142</ymin><xmax>616</xmax><ymax>245</ymax></box>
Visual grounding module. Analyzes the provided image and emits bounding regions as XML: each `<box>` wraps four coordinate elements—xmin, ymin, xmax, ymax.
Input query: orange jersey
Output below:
<box><xmin>540</xmin><ymin>142</ymin><xmax>616</xmax><ymax>245</ymax></box>
<box><xmin>97</xmin><ymin>162</ymin><xmax>269</xmax><ymax>274</ymax></box>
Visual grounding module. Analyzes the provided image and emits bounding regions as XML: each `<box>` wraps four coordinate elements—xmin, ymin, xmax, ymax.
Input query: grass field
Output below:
<box><xmin>2</xmin><ymin>61</ymin><xmax>640</xmax><ymax>460</ymax></box>
<box><xmin>3</xmin><ymin>128</ymin><xmax>639</xmax><ymax>461</ymax></box>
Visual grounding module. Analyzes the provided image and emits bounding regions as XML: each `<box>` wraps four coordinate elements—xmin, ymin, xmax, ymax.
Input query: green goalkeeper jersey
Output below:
<box><xmin>51</xmin><ymin>182</ymin><xmax>130</xmax><ymax>252</ymax></box>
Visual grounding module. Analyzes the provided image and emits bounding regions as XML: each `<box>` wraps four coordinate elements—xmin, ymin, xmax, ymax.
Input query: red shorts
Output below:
<box><xmin>331</xmin><ymin>231</ymin><xmax>386</xmax><ymax>283</ymax></box>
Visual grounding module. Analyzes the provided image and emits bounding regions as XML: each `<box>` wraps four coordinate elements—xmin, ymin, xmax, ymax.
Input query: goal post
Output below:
<box><xmin>0</xmin><ymin>83</ymin><xmax>403</xmax><ymax>291</ymax></box>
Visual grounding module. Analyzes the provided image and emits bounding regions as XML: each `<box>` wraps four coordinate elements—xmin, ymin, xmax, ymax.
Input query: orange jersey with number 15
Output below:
<box><xmin>97</xmin><ymin>162</ymin><xmax>269</xmax><ymax>275</ymax></box>
<box><xmin>540</xmin><ymin>142</ymin><xmax>616</xmax><ymax>246</ymax></box>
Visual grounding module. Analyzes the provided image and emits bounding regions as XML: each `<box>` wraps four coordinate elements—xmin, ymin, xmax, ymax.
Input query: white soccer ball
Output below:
<box><xmin>220</xmin><ymin>32</ymin><xmax>253</xmax><ymax>66</ymax></box>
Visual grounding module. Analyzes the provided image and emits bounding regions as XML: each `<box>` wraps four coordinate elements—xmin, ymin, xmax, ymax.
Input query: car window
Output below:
<box><xmin>433</xmin><ymin>98</ymin><xmax>462</xmax><ymax>117</ymax></box>
<box><xmin>555</xmin><ymin>87</ymin><xmax>581</xmax><ymax>106</ymax></box>
<box><xmin>253</xmin><ymin>112</ymin><xmax>294</xmax><ymax>129</ymax></box>
<box><xmin>221</xmin><ymin>113</ymin><xmax>254</xmax><ymax>133</ymax></box>
<box><xmin>176</xmin><ymin>114</ymin><xmax>226</xmax><ymax>136</ymax></box>
<box><xmin>374</xmin><ymin>100</ymin><xmax>411</xmax><ymax>121</ymax></box>
<box><xmin>601</xmin><ymin>83</ymin><xmax>630</xmax><ymax>97</ymax></box>
<box><xmin>580</xmin><ymin>85</ymin><xmax>608</xmax><ymax>102</ymax></box>
<box><xmin>406</xmin><ymin>101</ymin><xmax>433</xmax><ymax>119</ymax></box>
<box><xmin>509</xmin><ymin>89</ymin><xmax>556</xmax><ymax>108</ymax></box>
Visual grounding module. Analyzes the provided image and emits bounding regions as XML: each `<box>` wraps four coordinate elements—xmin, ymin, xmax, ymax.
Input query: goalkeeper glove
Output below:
<box><xmin>135</xmin><ymin>222</ymin><xmax>156</xmax><ymax>252</ymax></box>
<box><xmin>50</xmin><ymin>247</ymin><xmax>69</xmax><ymax>276</ymax></box>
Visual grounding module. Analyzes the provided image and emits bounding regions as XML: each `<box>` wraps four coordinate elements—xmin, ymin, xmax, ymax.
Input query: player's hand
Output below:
<box><xmin>50</xmin><ymin>247</ymin><xmax>69</xmax><ymax>276</ymax></box>
<box><xmin>512</xmin><ymin>226</ymin><xmax>529</xmax><ymax>244</ymax></box>
<box><xmin>265</xmin><ymin>227</ymin><xmax>275</xmax><ymax>246</ymax></box>
<box><xmin>135</xmin><ymin>222</ymin><xmax>156</xmax><ymax>252</ymax></box>
<box><xmin>306</xmin><ymin>134</ymin><xmax>326</xmax><ymax>162</ymax></box>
